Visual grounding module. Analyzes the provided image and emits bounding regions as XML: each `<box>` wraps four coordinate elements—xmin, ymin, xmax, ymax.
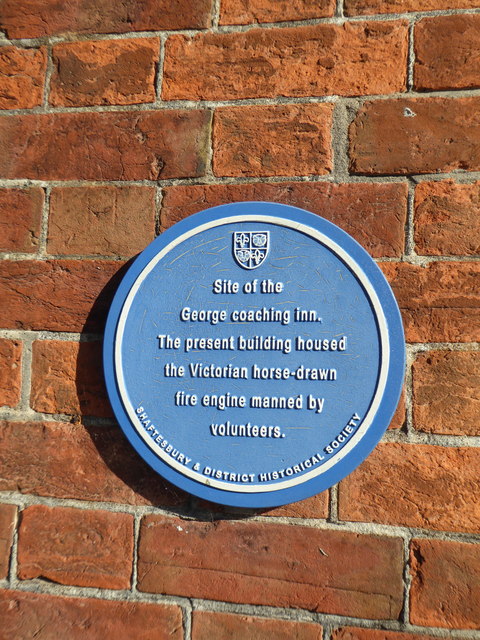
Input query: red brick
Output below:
<box><xmin>0</xmin><ymin>46</ymin><xmax>46</xmax><ymax>109</ymax></box>
<box><xmin>338</xmin><ymin>443</ymin><xmax>480</xmax><ymax>533</ymax></box>
<box><xmin>264</xmin><ymin>492</ymin><xmax>329</xmax><ymax>518</ymax></box>
<box><xmin>0</xmin><ymin>420</ymin><xmax>188</xmax><ymax>507</ymax></box>
<box><xmin>199</xmin><ymin>491</ymin><xmax>329</xmax><ymax>519</ymax></box>
<box><xmin>389</xmin><ymin>388</ymin><xmax>406</xmax><ymax>430</ymax></box>
<box><xmin>18</xmin><ymin>505</ymin><xmax>133</xmax><ymax>589</ymax></box>
<box><xmin>381</xmin><ymin>261</ymin><xmax>480</xmax><ymax>343</ymax></box>
<box><xmin>350</xmin><ymin>97</ymin><xmax>480</xmax><ymax>175</ymax></box>
<box><xmin>410</xmin><ymin>538</ymin><xmax>480</xmax><ymax>629</ymax></box>
<box><xmin>344</xmin><ymin>0</ymin><xmax>480</xmax><ymax>15</ymax></box>
<box><xmin>415</xmin><ymin>180</ymin><xmax>480</xmax><ymax>256</ymax></box>
<box><xmin>220</xmin><ymin>0</ymin><xmax>334</xmax><ymax>24</ymax></box>
<box><xmin>50</xmin><ymin>38</ymin><xmax>158</xmax><ymax>107</ymax></box>
<box><xmin>162</xmin><ymin>181</ymin><xmax>407</xmax><ymax>258</ymax></box>
<box><xmin>332</xmin><ymin>628</ymin><xmax>440</xmax><ymax>640</ymax></box>
<box><xmin>0</xmin><ymin>589</ymin><xmax>183</xmax><ymax>640</ymax></box>
<box><xmin>0</xmin><ymin>110</ymin><xmax>210</xmax><ymax>181</ymax></box>
<box><xmin>31</xmin><ymin>340</ymin><xmax>111</xmax><ymax>418</ymax></box>
<box><xmin>0</xmin><ymin>188</ymin><xmax>43</xmax><ymax>253</ymax></box>
<box><xmin>415</xmin><ymin>15</ymin><xmax>480</xmax><ymax>91</ymax></box>
<box><xmin>196</xmin><ymin>489</ymin><xmax>329</xmax><ymax>519</ymax></box>
<box><xmin>138</xmin><ymin>515</ymin><xmax>404</xmax><ymax>619</ymax></box>
<box><xmin>0</xmin><ymin>504</ymin><xmax>16</xmax><ymax>579</ymax></box>
<box><xmin>0</xmin><ymin>0</ymin><xmax>212</xmax><ymax>38</ymax></box>
<box><xmin>49</xmin><ymin>185</ymin><xmax>155</xmax><ymax>256</ymax></box>
<box><xmin>413</xmin><ymin>351</ymin><xmax>480</xmax><ymax>436</ymax></box>
<box><xmin>0</xmin><ymin>259</ymin><xmax>123</xmax><ymax>332</ymax></box>
<box><xmin>192</xmin><ymin>611</ymin><xmax>322</xmax><ymax>640</ymax></box>
<box><xmin>214</xmin><ymin>104</ymin><xmax>333</xmax><ymax>177</ymax></box>
<box><xmin>0</xmin><ymin>338</ymin><xmax>22</xmax><ymax>408</ymax></box>
<box><xmin>163</xmin><ymin>22</ymin><xmax>407</xmax><ymax>100</ymax></box>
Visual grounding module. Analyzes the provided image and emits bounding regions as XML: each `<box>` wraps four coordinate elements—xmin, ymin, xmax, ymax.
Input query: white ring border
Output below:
<box><xmin>114</xmin><ymin>214</ymin><xmax>389</xmax><ymax>493</ymax></box>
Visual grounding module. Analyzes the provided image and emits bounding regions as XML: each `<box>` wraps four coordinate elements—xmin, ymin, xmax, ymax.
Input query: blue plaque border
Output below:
<box><xmin>104</xmin><ymin>202</ymin><xmax>405</xmax><ymax>508</ymax></box>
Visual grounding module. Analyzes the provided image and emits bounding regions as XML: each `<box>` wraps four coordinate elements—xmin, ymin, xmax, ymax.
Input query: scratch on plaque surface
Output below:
<box><xmin>140</xmin><ymin>309</ymin><xmax>146</xmax><ymax>332</ymax></box>
<box><xmin>168</xmin><ymin>248</ymin><xmax>191</xmax><ymax>266</ymax></box>
<box><xmin>191</xmin><ymin>236</ymin><xmax>226</xmax><ymax>251</ymax></box>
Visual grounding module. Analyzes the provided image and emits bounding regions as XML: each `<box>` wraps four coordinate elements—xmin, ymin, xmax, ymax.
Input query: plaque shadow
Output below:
<box><xmin>76</xmin><ymin>258</ymin><xmax>273</xmax><ymax>519</ymax></box>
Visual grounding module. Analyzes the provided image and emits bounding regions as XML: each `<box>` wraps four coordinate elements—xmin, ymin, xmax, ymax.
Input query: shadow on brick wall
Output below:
<box><xmin>76</xmin><ymin>259</ymin><xmax>307</xmax><ymax>520</ymax></box>
<box><xmin>75</xmin><ymin>258</ymin><xmax>193</xmax><ymax>512</ymax></box>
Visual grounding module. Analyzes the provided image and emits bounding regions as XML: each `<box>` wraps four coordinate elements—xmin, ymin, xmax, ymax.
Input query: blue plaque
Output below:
<box><xmin>104</xmin><ymin>202</ymin><xmax>405</xmax><ymax>508</ymax></box>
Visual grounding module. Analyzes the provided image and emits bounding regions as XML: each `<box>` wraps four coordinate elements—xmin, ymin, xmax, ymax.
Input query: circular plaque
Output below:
<box><xmin>104</xmin><ymin>202</ymin><xmax>405</xmax><ymax>507</ymax></box>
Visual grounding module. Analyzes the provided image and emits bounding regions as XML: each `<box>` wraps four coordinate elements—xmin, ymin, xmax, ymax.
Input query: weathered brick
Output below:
<box><xmin>0</xmin><ymin>338</ymin><xmax>22</xmax><ymax>408</ymax></box>
<box><xmin>338</xmin><ymin>443</ymin><xmax>480</xmax><ymax>533</ymax></box>
<box><xmin>214</xmin><ymin>104</ymin><xmax>333</xmax><ymax>177</ymax></box>
<box><xmin>31</xmin><ymin>340</ymin><xmax>111</xmax><ymax>418</ymax></box>
<box><xmin>138</xmin><ymin>515</ymin><xmax>404</xmax><ymax>619</ymax></box>
<box><xmin>18</xmin><ymin>505</ymin><xmax>133</xmax><ymax>589</ymax></box>
<box><xmin>0</xmin><ymin>590</ymin><xmax>183</xmax><ymax>639</ymax></box>
<box><xmin>199</xmin><ymin>490</ymin><xmax>329</xmax><ymax>519</ymax></box>
<box><xmin>415</xmin><ymin>15</ymin><xmax>480</xmax><ymax>91</ymax></box>
<box><xmin>0</xmin><ymin>420</ymin><xmax>188</xmax><ymax>507</ymax></box>
<box><xmin>162</xmin><ymin>182</ymin><xmax>407</xmax><ymax>258</ymax></box>
<box><xmin>0</xmin><ymin>188</ymin><xmax>43</xmax><ymax>253</ymax></box>
<box><xmin>49</xmin><ymin>185</ymin><xmax>155</xmax><ymax>256</ymax></box>
<box><xmin>0</xmin><ymin>259</ymin><xmax>123</xmax><ymax>332</ymax></box>
<box><xmin>415</xmin><ymin>180</ymin><xmax>480</xmax><ymax>256</ymax></box>
<box><xmin>413</xmin><ymin>351</ymin><xmax>480</xmax><ymax>436</ymax></box>
<box><xmin>192</xmin><ymin>611</ymin><xmax>322</xmax><ymax>640</ymax></box>
<box><xmin>0</xmin><ymin>46</ymin><xmax>46</xmax><ymax>109</ymax></box>
<box><xmin>50</xmin><ymin>38</ymin><xmax>159</xmax><ymax>107</ymax></box>
<box><xmin>350</xmin><ymin>97</ymin><xmax>480</xmax><ymax>175</ymax></box>
<box><xmin>410</xmin><ymin>538</ymin><xmax>480</xmax><ymax>629</ymax></box>
<box><xmin>0</xmin><ymin>504</ymin><xmax>16</xmax><ymax>579</ymax></box>
<box><xmin>264</xmin><ymin>492</ymin><xmax>329</xmax><ymax>519</ymax></box>
<box><xmin>389</xmin><ymin>388</ymin><xmax>406</xmax><ymax>430</ymax></box>
<box><xmin>344</xmin><ymin>0</ymin><xmax>480</xmax><ymax>15</ymax></box>
<box><xmin>163</xmin><ymin>22</ymin><xmax>407</xmax><ymax>100</ymax></box>
<box><xmin>220</xmin><ymin>0</ymin><xmax>334</xmax><ymax>24</ymax></box>
<box><xmin>0</xmin><ymin>110</ymin><xmax>210</xmax><ymax>181</ymax></box>
<box><xmin>381</xmin><ymin>261</ymin><xmax>480</xmax><ymax>343</ymax></box>
<box><xmin>0</xmin><ymin>0</ymin><xmax>212</xmax><ymax>38</ymax></box>
<box><xmin>332</xmin><ymin>628</ymin><xmax>439</xmax><ymax>640</ymax></box>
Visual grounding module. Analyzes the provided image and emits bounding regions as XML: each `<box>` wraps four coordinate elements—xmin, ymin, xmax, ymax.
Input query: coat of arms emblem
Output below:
<box><xmin>233</xmin><ymin>231</ymin><xmax>270</xmax><ymax>270</ymax></box>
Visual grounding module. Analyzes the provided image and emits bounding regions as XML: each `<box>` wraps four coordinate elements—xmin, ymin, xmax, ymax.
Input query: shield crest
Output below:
<box><xmin>233</xmin><ymin>231</ymin><xmax>270</xmax><ymax>270</ymax></box>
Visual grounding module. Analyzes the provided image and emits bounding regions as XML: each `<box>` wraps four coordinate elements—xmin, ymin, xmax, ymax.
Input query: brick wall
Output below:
<box><xmin>1</xmin><ymin>1</ymin><xmax>479</xmax><ymax>638</ymax></box>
